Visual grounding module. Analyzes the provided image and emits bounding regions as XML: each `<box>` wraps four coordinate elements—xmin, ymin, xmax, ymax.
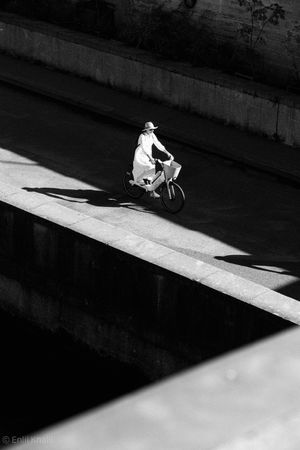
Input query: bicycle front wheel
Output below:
<box><xmin>161</xmin><ymin>182</ymin><xmax>185</xmax><ymax>213</ymax></box>
<box><xmin>123</xmin><ymin>171</ymin><xmax>145</xmax><ymax>199</ymax></box>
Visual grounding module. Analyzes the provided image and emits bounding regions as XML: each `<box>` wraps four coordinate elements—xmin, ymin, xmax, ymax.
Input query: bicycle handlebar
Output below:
<box><xmin>155</xmin><ymin>156</ymin><xmax>174</xmax><ymax>165</ymax></box>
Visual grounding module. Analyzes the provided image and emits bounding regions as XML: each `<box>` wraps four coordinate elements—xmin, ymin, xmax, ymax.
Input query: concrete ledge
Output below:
<box><xmin>0</xmin><ymin>12</ymin><xmax>299</xmax><ymax>146</ymax></box>
<box><xmin>0</xmin><ymin>180</ymin><xmax>295</xmax><ymax>381</ymax></box>
<box><xmin>0</xmin><ymin>182</ymin><xmax>298</xmax><ymax>324</ymax></box>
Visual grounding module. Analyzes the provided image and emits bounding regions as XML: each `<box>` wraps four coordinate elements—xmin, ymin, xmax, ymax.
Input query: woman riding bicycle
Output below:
<box><xmin>133</xmin><ymin>121</ymin><xmax>173</xmax><ymax>198</ymax></box>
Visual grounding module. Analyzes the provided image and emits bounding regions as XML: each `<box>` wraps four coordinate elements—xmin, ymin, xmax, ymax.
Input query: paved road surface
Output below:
<box><xmin>0</xmin><ymin>82</ymin><xmax>299</xmax><ymax>300</ymax></box>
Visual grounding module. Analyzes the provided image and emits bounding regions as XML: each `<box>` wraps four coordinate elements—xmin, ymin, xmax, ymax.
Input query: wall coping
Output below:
<box><xmin>1</xmin><ymin>180</ymin><xmax>300</xmax><ymax>325</ymax></box>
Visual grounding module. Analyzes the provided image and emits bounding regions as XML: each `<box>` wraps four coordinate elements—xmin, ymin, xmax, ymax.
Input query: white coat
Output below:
<box><xmin>132</xmin><ymin>132</ymin><xmax>166</xmax><ymax>183</ymax></box>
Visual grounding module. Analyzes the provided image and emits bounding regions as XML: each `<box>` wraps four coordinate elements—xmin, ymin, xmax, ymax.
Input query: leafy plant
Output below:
<box><xmin>236</xmin><ymin>0</ymin><xmax>285</xmax><ymax>76</ymax></box>
<box><xmin>237</xmin><ymin>0</ymin><xmax>285</xmax><ymax>50</ymax></box>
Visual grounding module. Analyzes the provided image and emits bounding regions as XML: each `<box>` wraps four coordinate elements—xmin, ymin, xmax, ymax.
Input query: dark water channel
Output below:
<box><xmin>0</xmin><ymin>309</ymin><xmax>149</xmax><ymax>444</ymax></box>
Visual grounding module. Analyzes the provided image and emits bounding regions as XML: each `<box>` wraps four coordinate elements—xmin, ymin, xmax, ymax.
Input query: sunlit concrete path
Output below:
<box><xmin>0</xmin><ymin>82</ymin><xmax>300</xmax><ymax>300</ymax></box>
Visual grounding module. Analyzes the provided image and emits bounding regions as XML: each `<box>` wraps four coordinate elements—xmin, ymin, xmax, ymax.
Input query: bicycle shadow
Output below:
<box><xmin>22</xmin><ymin>187</ymin><xmax>155</xmax><ymax>213</ymax></box>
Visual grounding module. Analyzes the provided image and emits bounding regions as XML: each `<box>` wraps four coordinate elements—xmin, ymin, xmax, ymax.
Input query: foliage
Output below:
<box><xmin>236</xmin><ymin>0</ymin><xmax>285</xmax><ymax>77</ymax></box>
<box><xmin>237</xmin><ymin>0</ymin><xmax>285</xmax><ymax>51</ymax></box>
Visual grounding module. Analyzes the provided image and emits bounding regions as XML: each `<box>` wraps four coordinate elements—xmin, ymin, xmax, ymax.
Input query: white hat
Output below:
<box><xmin>142</xmin><ymin>121</ymin><xmax>158</xmax><ymax>131</ymax></box>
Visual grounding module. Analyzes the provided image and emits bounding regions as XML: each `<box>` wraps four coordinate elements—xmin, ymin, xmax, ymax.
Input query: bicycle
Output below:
<box><xmin>123</xmin><ymin>158</ymin><xmax>185</xmax><ymax>214</ymax></box>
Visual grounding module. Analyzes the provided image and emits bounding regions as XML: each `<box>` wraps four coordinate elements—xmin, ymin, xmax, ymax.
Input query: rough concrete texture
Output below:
<box><xmin>278</xmin><ymin>101</ymin><xmax>300</xmax><ymax>146</ymax></box>
<box><xmin>0</xmin><ymin>182</ymin><xmax>294</xmax><ymax>380</ymax></box>
<box><xmin>0</xmin><ymin>13</ymin><xmax>299</xmax><ymax>146</ymax></box>
<box><xmin>111</xmin><ymin>0</ymin><xmax>300</xmax><ymax>83</ymax></box>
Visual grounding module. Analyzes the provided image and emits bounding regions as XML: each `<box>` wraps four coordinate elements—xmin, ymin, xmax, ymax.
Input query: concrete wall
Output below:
<box><xmin>111</xmin><ymin>0</ymin><xmax>300</xmax><ymax>84</ymax></box>
<box><xmin>0</xmin><ymin>183</ymin><xmax>295</xmax><ymax>380</ymax></box>
<box><xmin>0</xmin><ymin>12</ymin><xmax>299</xmax><ymax>146</ymax></box>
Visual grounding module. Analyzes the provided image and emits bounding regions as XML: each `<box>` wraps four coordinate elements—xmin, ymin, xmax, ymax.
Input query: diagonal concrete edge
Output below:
<box><xmin>1</xmin><ymin>181</ymin><xmax>300</xmax><ymax>325</ymax></box>
<box><xmin>14</xmin><ymin>325</ymin><xmax>300</xmax><ymax>450</ymax></box>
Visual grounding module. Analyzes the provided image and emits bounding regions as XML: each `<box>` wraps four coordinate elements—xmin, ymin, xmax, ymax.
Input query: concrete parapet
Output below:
<box><xmin>0</xmin><ymin>12</ymin><xmax>299</xmax><ymax>146</ymax></box>
<box><xmin>0</xmin><ymin>182</ymin><xmax>295</xmax><ymax>379</ymax></box>
<box><xmin>16</xmin><ymin>326</ymin><xmax>300</xmax><ymax>450</ymax></box>
<box><xmin>278</xmin><ymin>99</ymin><xmax>300</xmax><ymax>147</ymax></box>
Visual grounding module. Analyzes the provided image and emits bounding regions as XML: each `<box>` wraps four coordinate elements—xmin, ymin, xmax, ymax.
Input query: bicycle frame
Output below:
<box><xmin>130</xmin><ymin>160</ymin><xmax>179</xmax><ymax>196</ymax></box>
<box><xmin>124</xmin><ymin>158</ymin><xmax>185</xmax><ymax>212</ymax></box>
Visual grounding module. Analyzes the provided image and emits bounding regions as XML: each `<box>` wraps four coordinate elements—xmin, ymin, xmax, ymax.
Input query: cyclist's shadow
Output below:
<box><xmin>22</xmin><ymin>187</ymin><xmax>154</xmax><ymax>212</ymax></box>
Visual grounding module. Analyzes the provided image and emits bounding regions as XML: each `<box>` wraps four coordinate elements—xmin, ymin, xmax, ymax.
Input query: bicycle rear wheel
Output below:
<box><xmin>161</xmin><ymin>182</ymin><xmax>185</xmax><ymax>213</ymax></box>
<box><xmin>123</xmin><ymin>171</ymin><xmax>145</xmax><ymax>199</ymax></box>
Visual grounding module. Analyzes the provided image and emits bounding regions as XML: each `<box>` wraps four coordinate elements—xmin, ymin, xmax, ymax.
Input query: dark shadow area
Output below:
<box><xmin>0</xmin><ymin>1</ymin><xmax>293</xmax><ymax>89</ymax></box>
<box><xmin>0</xmin><ymin>81</ymin><xmax>299</xmax><ymax>300</ymax></box>
<box><xmin>215</xmin><ymin>255</ymin><xmax>300</xmax><ymax>300</ymax></box>
<box><xmin>0</xmin><ymin>308</ymin><xmax>149</xmax><ymax>444</ymax></box>
<box><xmin>215</xmin><ymin>255</ymin><xmax>300</xmax><ymax>277</ymax></box>
<box><xmin>0</xmin><ymin>79</ymin><xmax>298</xmax><ymax>445</ymax></box>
